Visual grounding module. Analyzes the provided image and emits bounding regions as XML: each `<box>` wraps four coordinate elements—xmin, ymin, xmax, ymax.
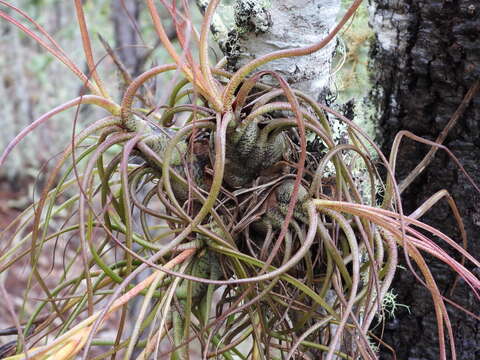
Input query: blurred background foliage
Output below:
<box><xmin>0</xmin><ymin>0</ymin><xmax>368</xmax><ymax>185</ymax></box>
<box><xmin>0</xmin><ymin>0</ymin><xmax>181</xmax><ymax>183</ymax></box>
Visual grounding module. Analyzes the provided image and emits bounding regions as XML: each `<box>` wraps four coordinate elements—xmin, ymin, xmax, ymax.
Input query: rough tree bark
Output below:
<box><xmin>369</xmin><ymin>0</ymin><xmax>480</xmax><ymax>359</ymax></box>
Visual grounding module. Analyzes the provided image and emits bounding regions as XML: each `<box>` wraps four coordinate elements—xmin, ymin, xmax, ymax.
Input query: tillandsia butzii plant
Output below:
<box><xmin>1</xmin><ymin>0</ymin><xmax>480</xmax><ymax>359</ymax></box>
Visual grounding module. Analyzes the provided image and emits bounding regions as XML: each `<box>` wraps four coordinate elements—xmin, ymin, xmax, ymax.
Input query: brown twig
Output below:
<box><xmin>399</xmin><ymin>79</ymin><xmax>480</xmax><ymax>192</ymax></box>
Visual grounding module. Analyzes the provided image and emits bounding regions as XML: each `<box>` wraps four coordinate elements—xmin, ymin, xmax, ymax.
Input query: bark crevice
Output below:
<box><xmin>369</xmin><ymin>0</ymin><xmax>480</xmax><ymax>358</ymax></box>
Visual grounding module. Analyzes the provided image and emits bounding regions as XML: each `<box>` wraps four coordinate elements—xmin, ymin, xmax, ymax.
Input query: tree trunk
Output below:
<box><xmin>225</xmin><ymin>0</ymin><xmax>340</xmax><ymax>97</ymax></box>
<box><xmin>111</xmin><ymin>0</ymin><xmax>143</xmax><ymax>77</ymax></box>
<box><xmin>225</xmin><ymin>1</ymin><xmax>369</xmax><ymax>358</ymax></box>
<box><xmin>369</xmin><ymin>0</ymin><xmax>480</xmax><ymax>359</ymax></box>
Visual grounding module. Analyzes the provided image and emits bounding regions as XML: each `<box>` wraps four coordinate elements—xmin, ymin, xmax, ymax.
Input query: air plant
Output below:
<box><xmin>0</xmin><ymin>1</ymin><xmax>479</xmax><ymax>360</ymax></box>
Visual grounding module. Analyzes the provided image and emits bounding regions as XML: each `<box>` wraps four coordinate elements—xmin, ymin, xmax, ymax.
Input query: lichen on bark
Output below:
<box><xmin>224</xmin><ymin>0</ymin><xmax>341</xmax><ymax>97</ymax></box>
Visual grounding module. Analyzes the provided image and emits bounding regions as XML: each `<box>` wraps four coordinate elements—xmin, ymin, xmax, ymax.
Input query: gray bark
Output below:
<box><xmin>369</xmin><ymin>0</ymin><xmax>480</xmax><ymax>359</ymax></box>
<box><xmin>222</xmin><ymin>0</ymin><xmax>350</xmax><ymax>168</ymax></box>
<box><xmin>225</xmin><ymin>0</ymin><xmax>341</xmax><ymax>97</ymax></box>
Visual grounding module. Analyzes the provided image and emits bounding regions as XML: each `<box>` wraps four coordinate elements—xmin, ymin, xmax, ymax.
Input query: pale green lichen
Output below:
<box><xmin>332</xmin><ymin>0</ymin><xmax>377</xmax><ymax>143</ymax></box>
<box><xmin>335</xmin><ymin>0</ymin><xmax>373</xmax><ymax>101</ymax></box>
<box><xmin>378</xmin><ymin>289</ymin><xmax>411</xmax><ymax>320</ymax></box>
<box><xmin>367</xmin><ymin>335</ymin><xmax>380</xmax><ymax>355</ymax></box>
